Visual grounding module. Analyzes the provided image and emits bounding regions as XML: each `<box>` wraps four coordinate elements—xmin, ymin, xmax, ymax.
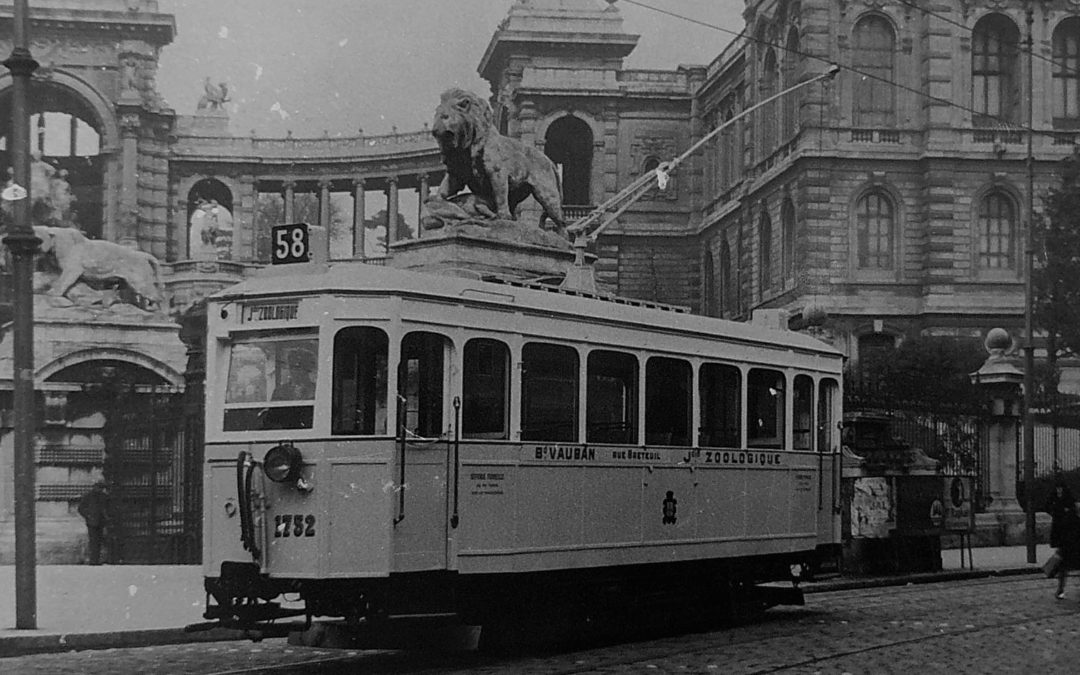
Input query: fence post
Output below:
<box><xmin>969</xmin><ymin>329</ymin><xmax>1028</xmax><ymax>545</ymax></box>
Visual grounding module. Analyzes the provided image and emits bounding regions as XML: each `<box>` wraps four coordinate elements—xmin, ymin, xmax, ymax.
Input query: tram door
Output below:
<box><xmin>816</xmin><ymin>378</ymin><xmax>842</xmax><ymax>543</ymax></box>
<box><xmin>394</xmin><ymin>331</ymin><xmax>452</xmax><ymax>571</ymax></box>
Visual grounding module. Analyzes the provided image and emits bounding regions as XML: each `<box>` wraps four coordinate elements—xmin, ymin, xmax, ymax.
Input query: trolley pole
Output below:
<box><xmin>3</xmin><ymin>0</ymin><xmax>40</xmax><ymax>629</ymax></box>
<box><xmin>1023</xmin><ymin>4</ymin><xmax>1036</xmax><ymax>565</ymax></box>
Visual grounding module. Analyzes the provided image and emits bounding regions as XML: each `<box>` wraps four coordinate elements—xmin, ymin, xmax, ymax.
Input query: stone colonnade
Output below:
<box><xmin>267</xmin><ymin>172</ymin><xmax>433</xmax><ymax>260</ymax></box>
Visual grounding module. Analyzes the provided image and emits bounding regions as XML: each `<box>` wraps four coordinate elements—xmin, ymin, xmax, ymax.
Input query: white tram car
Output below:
<box><xmin>199</xmin><ymin>256</ymin><xmax>844</xmax><ymax>639</ymax></box>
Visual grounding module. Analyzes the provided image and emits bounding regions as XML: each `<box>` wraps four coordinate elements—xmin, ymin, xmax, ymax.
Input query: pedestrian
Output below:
<box><xmin>1044</xmin><ymin>476</ymin><xmax>1080</xmax><ymax>599</ymax></box>
<box><xmin>78</xmin><ymin>481</ymin><xmax>109</xmax><ymax>565</ymax></box>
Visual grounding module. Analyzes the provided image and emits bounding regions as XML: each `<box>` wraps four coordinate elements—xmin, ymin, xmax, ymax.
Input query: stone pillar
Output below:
<box><xmin>386</xmin><ymin>175</ymin><xmax>399</xmax><ymax>250</ymax></box>
<box><xmin>417</xmin><ymin>173</ymin><xmax>430</xmax><ymax>239</ymax></box>
<box><xmin>353</xmin><ymin>177</ymin><xmax>366</xmax><ymax>258</ymax></box>
<box><xmin>318</xmin><ymin>179</ymin><xmax>331</xmax><ymax>259</ymax></box>
<box><xmin>118</xmin><ymin>111</ymin><xmax>141</xmax><ymax>245</ymax></box>
<box><xmin>283</xmin><ymin>180</ymin><xmax>296</xmax><ymax>223</ymax></box>
<box><xmin>970</xmin><ymin>328</ymin><xmax>1032</xmax><ymax>544</ymax></box>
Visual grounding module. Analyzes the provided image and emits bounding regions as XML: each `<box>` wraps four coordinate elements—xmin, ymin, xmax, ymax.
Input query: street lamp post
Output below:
<box><xmin>1023</xmin><ymin>4</ymin><xmax>1036</xmax><ymax>565</ymax></box>
<box><xmin>2</xmin><ymin>0</ymin><xmax>40</xmax><ymax>629</ymax></box>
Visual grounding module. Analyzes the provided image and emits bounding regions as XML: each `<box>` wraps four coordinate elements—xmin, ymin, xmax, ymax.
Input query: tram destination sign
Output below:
<box><xmin>242</xmin><ymin>301</ymin><xmax>299</xmax><ymax>323</ymax></box>
<box><xmin>271</xmin><ymin>222</ymin><xmax>310</xmax><ymax>264</ymax></box>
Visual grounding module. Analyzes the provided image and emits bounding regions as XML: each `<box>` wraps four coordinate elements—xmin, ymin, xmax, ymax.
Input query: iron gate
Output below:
<box><xmin>104</xmin><ymin>396</ymin><xmax>203</xmax><ymax>564</ymax></box>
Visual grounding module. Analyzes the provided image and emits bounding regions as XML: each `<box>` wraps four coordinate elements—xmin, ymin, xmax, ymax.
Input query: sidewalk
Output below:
<box><xmin>0</xmin><ymin>564</ymin><xmax>238</xmax><ymax>657</ymax></box>
<box><xmin>0</xmin><ymin>546</ymin><xmax>1054</xmax><ymax>657</ymax></box>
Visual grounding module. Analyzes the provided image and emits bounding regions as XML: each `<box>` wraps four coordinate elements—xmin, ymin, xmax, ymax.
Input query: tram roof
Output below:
<box><xmin>211</xmin><ymin>260</ymin><xmax>842</xmax><ymax>358</ymax></box>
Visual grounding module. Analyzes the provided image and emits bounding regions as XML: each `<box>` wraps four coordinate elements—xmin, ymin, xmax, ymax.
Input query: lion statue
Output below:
<box><xmin>33</xmin><ymin>226</ymin><xmax>165</xmax><ymax>309</ymax></box>
<box><xmin>431</xmin><ymin>88</ymin><xmax>566</xmax><ymax>233</ymax></box>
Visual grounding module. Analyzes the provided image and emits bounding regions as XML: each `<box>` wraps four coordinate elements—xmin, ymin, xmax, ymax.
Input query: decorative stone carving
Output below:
<box><xmin>31</xmin><ymin>226</ymin><xmax>165</xmax><ymax>311</ymax></box>
<box><xmin>429</xmin><ymin>88</ymin><xmax>567</xmax><ymax>238</ymax></box>
<box><xmin>631</xmin><ymin>135</ymin><xmax>679</xmax><ymax>201</ymax></box>
<box><xmin>197</xmin><ymin>77</ymin><xmax>230</xmax><ymax>113</ymax></box>
<box><xmin>1</xmin><ymin>153</ymin><xmax>77</xmax><ymax>227</ymax></box>
<box><xmin>188</xmin><ymin>197</ymin><xmax>234</xmax><ymax>261</ymax></box>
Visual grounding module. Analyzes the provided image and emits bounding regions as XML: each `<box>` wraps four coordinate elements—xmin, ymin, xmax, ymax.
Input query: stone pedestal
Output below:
<box><xmin>388</xmin><ymin>228</ymin><xmax>593</xmax><ymax>284</ymax></box>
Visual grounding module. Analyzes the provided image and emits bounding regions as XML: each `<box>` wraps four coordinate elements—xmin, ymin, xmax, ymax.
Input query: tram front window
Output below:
<box><xmin>223</xmin><ymin>336</ymin><xmax>317</xmax><ymax>431</ymax></box>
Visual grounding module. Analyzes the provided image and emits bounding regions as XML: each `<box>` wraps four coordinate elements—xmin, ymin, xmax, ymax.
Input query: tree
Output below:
<box><xmin>845</xmin><ymin>335</ymin><xmax>987</xmax><ymax>412</ymax></box>
<box><xmin>362</xmin><ymin>209</ymin><xmax>414</xmax><ymax>256</ymax></box>
<box><xmin>1032</xmin><ymin>150</ymin><xmax>1080</xmax><ymax>394</ymax></box>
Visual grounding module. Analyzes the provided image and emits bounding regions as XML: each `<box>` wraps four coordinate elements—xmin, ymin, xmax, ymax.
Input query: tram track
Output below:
<box><xmin>11</xmin><ymin>575</ymin><xmax>1059</xmax><ymax>675</ymax></box>
<box><xmin>192</xmin><ymin>576</ymin><xmax>1063</xmax><ymax>675</ymax></box>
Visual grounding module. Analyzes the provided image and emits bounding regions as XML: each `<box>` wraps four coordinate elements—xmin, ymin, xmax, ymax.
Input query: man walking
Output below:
<box><xmin>78</xmin><ymin>481</ymin><xmax>109</xmax><ymax>565</ymax></box>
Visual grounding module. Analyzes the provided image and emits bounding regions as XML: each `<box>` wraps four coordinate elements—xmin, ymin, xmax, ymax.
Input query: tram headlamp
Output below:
<box><xmin>263</xmin><ymin>443</ymin><xmax>303</xmax><ymax>483</ymax></box>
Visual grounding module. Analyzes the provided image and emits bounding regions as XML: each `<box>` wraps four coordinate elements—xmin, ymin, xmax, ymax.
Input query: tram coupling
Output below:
<box><xmin>193</xmin><ymin>561</ymin><xmax>309</xmax><ymax>635</ymax></box>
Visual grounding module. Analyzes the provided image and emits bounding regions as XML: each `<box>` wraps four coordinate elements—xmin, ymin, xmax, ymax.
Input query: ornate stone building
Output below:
<box><xmin>2</xmin><ymin>0</ymin><xmax>1077</xmax><ymax>561</ymax></box>
<box><xmin>480</xmin><ymin>0</ymin><xmax>1076</xmax><ymax>374</ymax></box>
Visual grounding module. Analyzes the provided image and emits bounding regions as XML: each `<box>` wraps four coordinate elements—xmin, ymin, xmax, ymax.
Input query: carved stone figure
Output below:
<box><xmin>420</xmin><ymin>192</ymin><xmax>497</xmax><ymax>230</ymax></box>
<box><xmin>197</xmin><ymin>77</ymin><xmax>230</xmax><ymax>111</ymax></box>
<box><xmin>188</xmin><ymin>197</ymin><xmax>233</xmax><ymax>260</ymax></box>
<box><xmin>431</xmin><ymin>88</ymin><xmax>566</xmax><ymax>233</ymax></box>
<box><xmin>1</xmin><ymin>153</ymin><xmax>76</xmax><ymax>227</ymax></box>
<box><xmin>33</xmin><ymin>226</ymin><xmax>164</xmax><ymax>309</ymax></box>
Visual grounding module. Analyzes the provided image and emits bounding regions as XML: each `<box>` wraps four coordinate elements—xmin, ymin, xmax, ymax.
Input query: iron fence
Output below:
<box><xmin>1020</xmin><ymin>394</ymin><xmax>1080</xmax><ymax>480</ymax></box>
<box><xmin>104</xmin><ymin>396</ymin><xmax>203</xmax><ymax>564</ymax></box>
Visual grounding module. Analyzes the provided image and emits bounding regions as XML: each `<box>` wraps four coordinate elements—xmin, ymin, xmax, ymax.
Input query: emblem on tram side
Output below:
<box><xmin>662</xmin><ymin>490</ymin><xmax>678</xmax><ymax>524</ymax></box>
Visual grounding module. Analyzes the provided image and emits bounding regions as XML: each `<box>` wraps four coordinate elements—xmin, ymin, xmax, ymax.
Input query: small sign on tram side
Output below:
<box><xmin>271</xmin><ymin>223</ymin><xmax>310</xmax><ymax>265</ymax></box>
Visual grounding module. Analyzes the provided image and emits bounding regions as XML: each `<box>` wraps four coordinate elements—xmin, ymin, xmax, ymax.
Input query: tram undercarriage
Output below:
<box><xmin>192</xmin><ymin>550</ymin><xmax>825</xmax><ymax>647</ymax></box>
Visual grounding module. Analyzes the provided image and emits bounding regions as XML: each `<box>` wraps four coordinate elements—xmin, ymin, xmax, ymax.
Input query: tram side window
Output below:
<box><xmin>818</xmin><ymin>378</ymin><xmax>840</xmax><ymax>453</ymax></box>
<box><xmin>521</xmin><ymin>343</ymin><xmax>579</xmax><ymax>442</ymax></box>
<box><xmin>747</xmin><ymin>368</ymin><xmax>786</xmax><ymax>449</ymax></box>
<box><xmin>332</xmin><ymin>327</ymin><xmax>388</xmax><ymax>435</ymax></box>
<box><xmin>793</xmin><ymin>374</ymin><xmax>814</xmax><ymax>451</ymax></box>
<box><xmin>699</xmin><ymin>363</ymin><xmax>741</xmax><ymax>448</ymax></box>
<box><xmin>463</xmin><ymin>339</ymin><xmax>509</xmax><ymax>439</ymax></box>
<box><xmin>400</xmin><ymin>332</ymin><xmax>450</xmax><ymax>438</ymax></box>
<box><xmin>645</xmin><ymin>357</ymin><xmax>692</xmax><ymax>446</ymax></box>
<box><xmin>587</xmin><ymin>350</ymin><xmax>638</xmax><ymax>444</ymax></box>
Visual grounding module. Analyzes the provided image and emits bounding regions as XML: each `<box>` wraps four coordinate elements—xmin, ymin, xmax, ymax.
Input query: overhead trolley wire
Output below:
<box><xmin>616</xmin><ymin>0</ymin><xmax>1074</xmax><ymax>139</ymax></box>
<box><xmin>892</xmin><ymin>0</ymin><xmax>1079</xmax><ymax>79</ymax></box>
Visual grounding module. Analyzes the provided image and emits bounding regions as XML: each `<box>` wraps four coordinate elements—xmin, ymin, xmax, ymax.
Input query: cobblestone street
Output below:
<box><xmin>2</xmin><ymin>574</ymin><xmax>1077</xmax><ymax>674</ymax></box>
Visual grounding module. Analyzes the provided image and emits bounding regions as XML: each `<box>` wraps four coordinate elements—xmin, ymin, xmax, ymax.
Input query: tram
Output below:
<box><xmin>196</xmin><ymin>243</ymin><xmax>844</xmax><ymax>643</ymax></box>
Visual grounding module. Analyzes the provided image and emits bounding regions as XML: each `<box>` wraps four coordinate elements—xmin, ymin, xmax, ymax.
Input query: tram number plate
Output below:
<box><xmin>273</xmin><ymin>514</ymin><xmax>316</xmax><ymax>538</ymax></box>
<box><xmin>271</xmin><ymin>223</ymin><xmax>309</xmax><ymax>264</ymax></box>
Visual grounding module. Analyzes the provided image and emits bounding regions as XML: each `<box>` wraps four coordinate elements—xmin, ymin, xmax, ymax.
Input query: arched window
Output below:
<box><xmin>972</xmin><ymin>14</ymin><xmax>1021</xmax><ymax>125</ymax></box>
<box><xmin>783</xmin><ymin>27</ymin><xmax>801</xmax><ymax>139</ymax></box>
<box><xmin>720</xmin><ymin>239</ymin><xmax>735</xmax><ymax>314</ymax></box>
<box><xmin>545</xmin><ymin>116</ymin><xmax>593</xmax><ymax>206</ymax></box>
<box><xmin>760</xmin><ymin>47</ymin><xmax>779</xmax><ymax>152</ymax></box>
<box><xmin>721</xmin><ymin>105</ymin><xmax>737</xmax><ymax>188</ymax></box>
<box><xmin>1053</xmin><ymin>18</ymin><xmax>1080</xmax><ymax>125</ymax></box>
<box><xmin>642</xmin><ymin>156</ymin><xmax>670</xmax><ymax>196</ymax></box>
<box><xmin>977</xmin><ymin>190</ymin><xmax>1016</xmax><ymax>270</ymax></box>
<box><xmin>855</xmin><ymin>190</ymin><xmax>894</xmax><ymax>270</ymax></box>
<box><xmin>781</xmin><ymin>198</ymin><xmax>796</xmax><ymax>281</ymax></box>
<box><xmin>187</xmin><ymin>178</ymin><xmax>234</xmax><ymax>261</ymax></box>
<box><xmin>759</xmin><ymin>209</ymin><xmax>773</xmax><ymax>296</ymax></box>
<box><xmin>852</xmin><ymin>15</ymin><xmax>896</xmax><ymax>127</ymax></box>
<box><xmin>0</xmin><ymin>82</ymin><xmax>106</xmax><ymax>238</ymax></box>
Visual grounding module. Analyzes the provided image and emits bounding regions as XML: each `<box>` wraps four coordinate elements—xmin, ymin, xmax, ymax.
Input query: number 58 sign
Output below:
<box><xmin>271</xmin><ymin>223</ymin><xmax>310</xmax><ymax>265</ymax></box>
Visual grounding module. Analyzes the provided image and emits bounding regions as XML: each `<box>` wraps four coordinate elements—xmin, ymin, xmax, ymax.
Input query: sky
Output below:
<box><xmin>154</xmin><ymin>0</ymin><xmax>745</xmax><ymax>138</ymax></box>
